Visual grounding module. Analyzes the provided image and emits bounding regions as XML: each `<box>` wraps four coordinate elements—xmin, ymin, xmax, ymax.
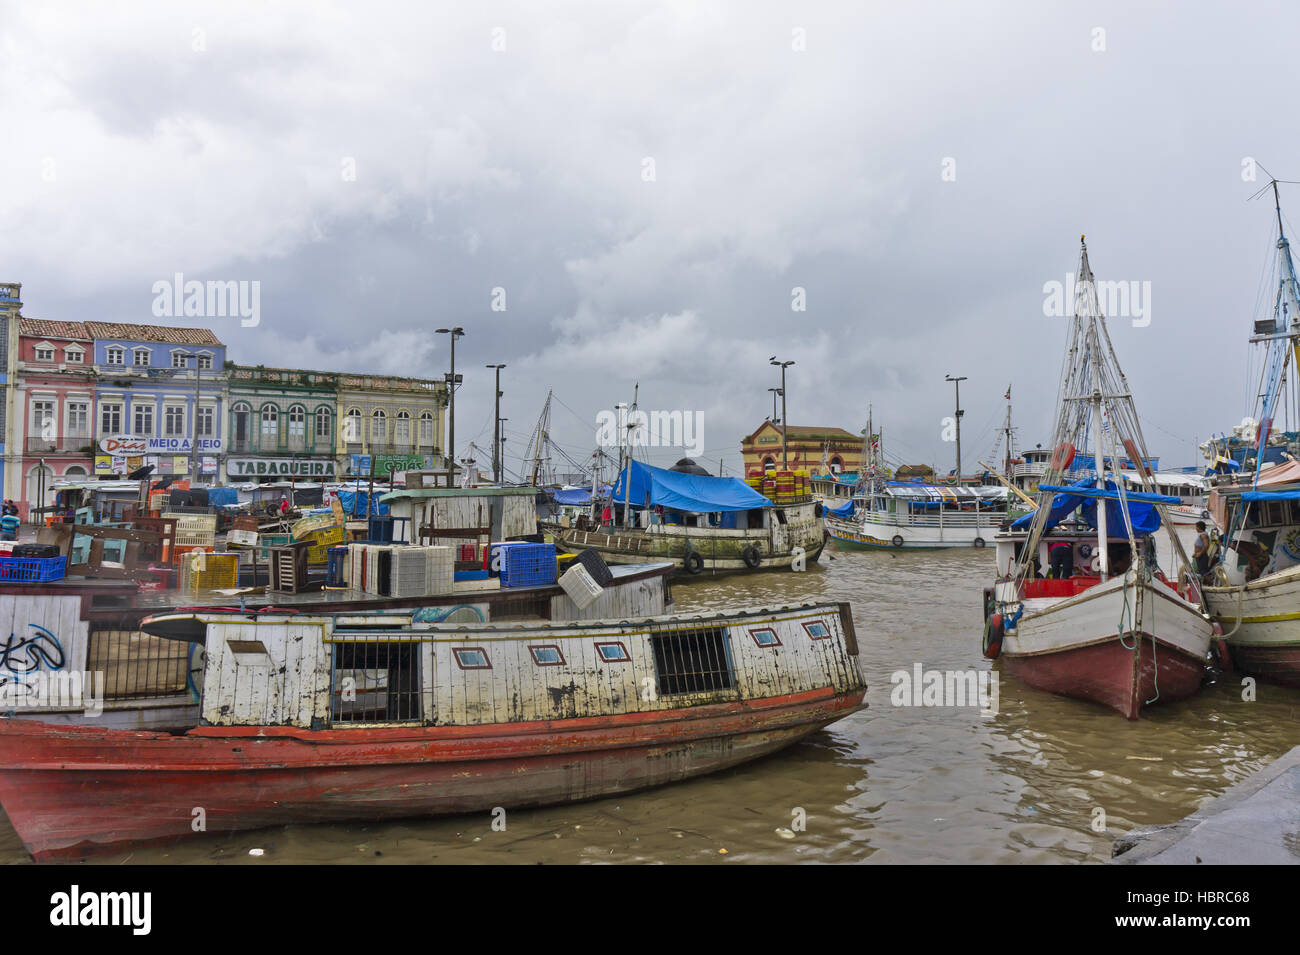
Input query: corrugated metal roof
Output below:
<box><xmin>18</xmin><ymin>318</ymin><xmax>90</xmax><ymax>340</ymax></box>
<box><xmin>83</xmin><ymin>321</ymin><xmax>224</xmax><ymax>346</ymax></box>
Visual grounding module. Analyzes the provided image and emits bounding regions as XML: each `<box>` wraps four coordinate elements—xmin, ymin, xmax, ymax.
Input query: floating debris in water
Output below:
<box><xmin>775</xmin><ymin>828</ymin><xmax>795</xmax><ymax>839</ymax></box>
<box><xmin>1126</xmin><ymin>756</ymin><xmax>1164</xmax><ymax>762</ymax></box>
<box><xmin>249</xmin><ymin>848</ymin><xmax>264</xmax><ymax>857</ymax></box>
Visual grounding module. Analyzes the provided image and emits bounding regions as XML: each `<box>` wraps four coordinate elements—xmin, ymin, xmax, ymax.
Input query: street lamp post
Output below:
<box><xmin>177</xmin><ymin>352</ymin><xmax>203</xmax><ymax>482</ymax></box>
<box><xmin>486</xmin><ymin>363</ymin><xmax>506</xmax><ymax>484</ymax></box>
<box><xmin>436</xmin><ymin>327</ymin><xmax>464</xmax><ymax>488</ymax></box>
<box><xmin>945</xmin><ymin>374</ymin><xmax>967</xmax><ymax>484</ymax></box>
<box><xmin>770</xmin><ymin>358</ymin><xmax>795</xmax><ymax>469</ymax></box>
<box><xmin>767</xmin><ymin>386</ymin><xmax>782</xmax><ymax>423</ymax></box>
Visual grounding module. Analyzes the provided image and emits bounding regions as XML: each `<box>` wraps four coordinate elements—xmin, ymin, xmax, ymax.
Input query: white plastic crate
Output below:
<box><xmin>558</xmin><ymin>563</ymin><xmax>602</xmax><ymax>610</ymax></box>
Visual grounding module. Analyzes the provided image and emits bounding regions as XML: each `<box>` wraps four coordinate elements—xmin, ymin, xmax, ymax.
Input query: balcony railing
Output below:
<box><xmin>27</xmin><ymin>435</ymin><xmax>93</xmax><ymax>453</ymax></box>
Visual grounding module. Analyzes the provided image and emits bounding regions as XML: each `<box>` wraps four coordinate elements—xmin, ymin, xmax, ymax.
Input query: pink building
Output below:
<box><xmin>15</xmin><ymin>319</ymin><xmax>96</xmax><ymax>521</ymax></box>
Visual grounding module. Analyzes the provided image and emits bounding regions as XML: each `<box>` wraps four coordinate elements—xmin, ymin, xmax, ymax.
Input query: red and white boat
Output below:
<box><xmin>982</xmin><ymin>238</ymin><xmax>1213</xmax><ymax>719</ymax></box>
<box><xmin>0</xmin><ymin>600</ymin><xmax>865</xmax><ymax>860</ymax></box>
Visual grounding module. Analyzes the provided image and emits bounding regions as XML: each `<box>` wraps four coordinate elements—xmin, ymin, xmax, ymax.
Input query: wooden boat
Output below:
<box><xmin>1198</xmin><ymin>181</ymin><xmax>1300</xmax><ymax>687</ymax></box>
<box><xmin>825</xmin><ymin>482</ymin><xmax>1011</xmax><ymax>550</ymax></box>
<box><xmin>0</xmin><ymin>600</ymin><xmax>866</xmax><ymax>860</ymax></box>
<box><xmin>982</xmin><ymin>238</ymin><xmax>1212</xmax><ymax>719</ymax></box>
<box><xmin>550</xmin><ymin>460</ymin><xmax>824</xmax><ymax>575</ymax></box>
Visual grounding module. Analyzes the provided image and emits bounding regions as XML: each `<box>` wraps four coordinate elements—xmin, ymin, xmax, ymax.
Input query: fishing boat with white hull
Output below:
<box><xmin>550</xmin><ymin>460</ymin><xmax>824</xmax><ymax>576</ymax></box>
<box><xmin>982</xmin><ymin>237</ymin><xmax>1212</xmax><ymax>719</ymax></box>
<box><xmin>0</xmin><ymin>599</ymin><xmax>866</xmax><ymax>860</ymax></box>
<box><xmin>1200</xmin><ymin>181</ymin><xmax>1300</xmax><ymax>687</ymax></box>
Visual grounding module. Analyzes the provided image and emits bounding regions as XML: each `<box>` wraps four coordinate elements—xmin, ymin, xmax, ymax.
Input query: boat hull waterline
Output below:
<box><xmin>0</xmin><ymin>688</ymin><xmax>864</xmax><ymax>860</ymax></box>
<box><xmin>999</xmin><ymin>576</ymin><xmax>1213</xmax><ymax>719</ymax></box>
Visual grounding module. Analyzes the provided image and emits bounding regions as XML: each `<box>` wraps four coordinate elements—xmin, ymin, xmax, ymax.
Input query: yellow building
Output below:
<box><xmin>740</xmin><ymin>422</ymin><xmax>863</xmax><ymax>477</ymax></box>
<box><xmin>336</xmin><ymin>373</ymin><xmax>448</xmax><ymax>479</ymax></box>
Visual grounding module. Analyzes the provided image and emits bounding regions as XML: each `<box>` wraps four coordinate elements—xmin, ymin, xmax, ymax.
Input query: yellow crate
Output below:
<box><xmin>163</xmin><ymin>512</ymin><xmax>218</xmax><ymax>548</ymax></box>
<box><xmin>180</xmin><ymin>552</ymin><xmax>239</xmax><ymax>590</ymax></box>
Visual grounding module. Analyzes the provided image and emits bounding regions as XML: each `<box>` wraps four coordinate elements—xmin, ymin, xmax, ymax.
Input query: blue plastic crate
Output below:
<box><xmin>500</xmin><ymin>543</ymin><xmax>557</xmax><ymax>588</ymax></box>
<box><xmin>368</xmin><ymin>516</ymin><xmax>395</xmax><ymax>544</ymax></box>
<box><xmin>0</xmin><ymin>555</ymin><xmax>67</xmax><ymax>583</ymax></box>
<box><xmin>326</xmin><ymin>546</ymin><xmax>349</xmax><ymax>587</ymax></box>
<box><xmin>455</xmin><ymin>569</ymin><xmax>490</xmax><ymax>582</ymax></box>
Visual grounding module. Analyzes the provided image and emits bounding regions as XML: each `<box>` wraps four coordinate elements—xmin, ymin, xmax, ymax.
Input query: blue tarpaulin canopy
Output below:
<box><xmin>336</xmin><ymin>488</ymin><xmax>389</xmax><ymax>517</ymax></box>
<box><xmin>1011</xmin><ymin>478</ymin><xmax>1165</xmax><ymax>534</ymax></box>
<box><xmin>611</xmin><ymin>461</ymin><xmax>771</xmax><ymax>513</ymax></box>
<box><xmin>826</xmin><ymin>499</ymin><xmax>854</xmax><ymax>518</ymax></box>
<box><xmin>552</xmin><ymin>485</ymin><xmax>611</xmax><ymax>506</ymax></box>
<box><xmin>1241</xmin><ymin>489</ymin><xmax>1300</xmax><ymax>502</ymax></box>
<box><xmin>207</xmin><ymin>487</ymin><xmax>238</xmax><ymax>507</ymax></box>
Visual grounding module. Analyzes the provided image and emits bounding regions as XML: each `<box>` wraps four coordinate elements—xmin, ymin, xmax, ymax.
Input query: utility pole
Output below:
<box><xmin>946</xmin><ymin>375</ymin><xmax>967</xmax><ymax>484</ymax></box>
<box><xmin>770</xmin><ymin>357</ymin><xmax>795</xmax><ymax>469</ymax></box>
<box><xmin>486</xmin><ymin>363</ymin><xmax>505</xmax><ymax>484</ymax></box>
<box><xmin>436</xmin><ymin>327</ymin><xmax>464</xmax><ymax>487</ymax></box>
<box><xmin>177</xmin><ymin>352</ymin><xmax>202</xmax><ymax>483</ymax></box>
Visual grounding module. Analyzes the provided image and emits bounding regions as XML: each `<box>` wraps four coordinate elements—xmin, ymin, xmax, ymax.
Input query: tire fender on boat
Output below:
<box><xmin>891</xmin><ymin>535</ymin><xmax>904</xmax><ymax>548</ymax></box>
<box><xmin>683</xmin><ymin>551</ymin><xmax>704</xmax><ymax>575</ymax></box>
<box><xmin>973</xmin><ymin>537</ymin><xmax>986</xmax><ymax>548</ymax></box>
<box><xmin>813</xmin><ymin>502</ymin><xmax>824</xmax><ymax>518</ymax></box>
<box><xmin>982</xmin><ymin>613</ymin><xmax>1004</xmax><ymax>659</ymax></box>
<box><xmin>742</xmin><ymin>545</ymin><xmax>762</xmax><ymax>569</ymax></box>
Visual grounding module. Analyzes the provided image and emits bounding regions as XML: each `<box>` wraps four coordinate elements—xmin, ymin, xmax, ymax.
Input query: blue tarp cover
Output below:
<box><xmin>336</xmin><ymin>489</ymin><xmax>389</xmax><ymax>517</ymax></box>
<box><xmin>207</xmin><ymin>487</ymin><xmax>238</xmax><ymax>507</ymax></box>
<box><xmin>826</xmin><ymin>499</ymin><xmax>855</xmax><ymax>518</ymax></box>
<box><xmin>553</xmin><ymin>485</ymin><xmax>612</xmax><ymax>506</ymax></box>
<box><xmin>1011</xmin><ymin>478</ymin><xmax>1164</xmax><ymax>534</ymax></box>
<box><xmin>1241</xmin><ymin>489</ymin><xmax>1300</xmax><ymax>502</ymax></box>
<box><xmin>612</xmin><ymin>461</ymin><xmax>771</xmax><ymax>513</ymax></box>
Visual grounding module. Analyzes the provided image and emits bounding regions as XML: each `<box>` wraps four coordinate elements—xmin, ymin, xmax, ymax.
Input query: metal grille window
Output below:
<box><xmin>331</xmin><ymin>640</ymin><xmax>421</xmax><ymax>723</ymax></box>
<box><xmin>650</xmin><ymin>624</ymin><xmax>734</xmax><ymax>695</ymax></box>
<box><xmin>87</xmin><ymin>629</ymin><xmax>191</xmax><ymax>699</ymax></box>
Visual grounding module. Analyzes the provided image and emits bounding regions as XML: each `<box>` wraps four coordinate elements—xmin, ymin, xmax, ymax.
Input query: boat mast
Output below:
<box><xmin>1003</xmin><ymin>385</ymin><xmax>1014</xmax><ymax>480</ymax></box>
<box><xmin>1092</xmin><ymin>387</ymin><xmax>1108</xmax><ymax>579</ymax></box>
<box><xmin>623</xmin><ymin>383</ymin><xmax>638</xmax><ymax>527</ymax></box>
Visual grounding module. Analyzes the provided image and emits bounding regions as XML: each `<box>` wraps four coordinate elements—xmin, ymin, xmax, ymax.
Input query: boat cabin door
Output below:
<box><xmin>770</xmin><ymin>508</ymin><xmax>788</xmax><ymax>553</ymax></box>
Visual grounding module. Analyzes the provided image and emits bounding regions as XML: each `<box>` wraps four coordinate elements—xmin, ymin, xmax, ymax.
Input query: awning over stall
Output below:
<box><xmin>1011</xmin><ymin>478</ymin><xmax>1170</xmax><ymax>534</ymax></box>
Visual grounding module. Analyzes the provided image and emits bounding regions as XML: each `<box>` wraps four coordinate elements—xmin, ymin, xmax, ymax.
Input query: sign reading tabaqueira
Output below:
<box><xmin>226</xmin><ymin>458</ymin><xmax>336</xmax><ymax>478</ymax></box>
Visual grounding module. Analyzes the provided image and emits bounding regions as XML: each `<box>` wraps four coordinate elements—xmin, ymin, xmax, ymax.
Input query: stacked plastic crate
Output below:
<box><xmin>497</xmin><ymin>542</ymin><xmax>558</xmax><ymax>588</ymax></box>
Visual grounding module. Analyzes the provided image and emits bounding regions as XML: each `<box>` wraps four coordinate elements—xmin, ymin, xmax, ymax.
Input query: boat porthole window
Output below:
<box><xmin>595</xmin><ymin>641</ymin><xmax>630</xmax><ymax>662</ymax></box>
<box><xmin>453</xmin><ymin>647</ymin><xmax>491</xmax><ymax>670</ymax></box>
<box><xmin>529</xmin><ymin>645</ymin><xmax>565</xmax><ymax>666</ymax></box>
<box><xmin>749</xmin><ymin>627</ymin><xmax>781</xmax><ymax>648</ymax></box>
<box><xmin>802</xmin><ymin>621</ymin><xmax>831</xmax><ymax>640</ymax></box>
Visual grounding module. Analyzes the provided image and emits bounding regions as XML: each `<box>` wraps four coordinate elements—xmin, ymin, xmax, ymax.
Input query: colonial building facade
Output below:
<box><xmin>336</xmin><ymin>372</ymin><xmax>446</xmax><ymax>479</ymax></box>
<box><xmin>85</xmin><ymin>322</ymin><xmax>226</xmax><ymax>485</ymax></box>
<box><xmin>225</xmin><ymin>365</ymin><xmax>339</xmax><ymax>481</ymax></box>
<box><xmin>14</xmin><ymin>319</ymin><xmax>97</xmax><ymax>519</ymax></box>
<box><xmin>740</xmin><ymin>422</ymin><xmax>864</xmax><ymax>476</ymax></box>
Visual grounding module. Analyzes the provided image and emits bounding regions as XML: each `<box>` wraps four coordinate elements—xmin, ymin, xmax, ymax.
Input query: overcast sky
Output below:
<box><xmin>3</xmin><ymin>1</ymin><xmax>1298</xmax><ymax>480</ymax></box>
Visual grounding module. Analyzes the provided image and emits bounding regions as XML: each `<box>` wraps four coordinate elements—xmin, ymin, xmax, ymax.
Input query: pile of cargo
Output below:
<box><xmin>490</xmin><ymin>541</ymin><xmax>558</xmax><ymax>588</ymax></box>
<box><xmin>346</xmin><ymin>543</ymin><xmax>455</xmax><ymax>598</ymax></box>
<box><xmin>745</xmin><ymin>469</ymin><xmax>812</xmax><ymax>503</ymax></box>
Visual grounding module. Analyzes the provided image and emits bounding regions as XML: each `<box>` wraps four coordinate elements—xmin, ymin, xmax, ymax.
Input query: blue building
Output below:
<box><xmin>84</xmin><ymin>322</ymin><xmax>226</xmax><ymax>480</ymax></box>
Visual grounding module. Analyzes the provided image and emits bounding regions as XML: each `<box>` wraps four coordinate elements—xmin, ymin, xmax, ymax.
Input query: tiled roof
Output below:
<box><xmin>83</xmin><ymin>321</ymin><xmax>223</xmax><ymax>346</ymax></box>
<box><xmin>18</xmin><ymin>318</ymin><xmax>90</xmax><ymax>340</ymax></box>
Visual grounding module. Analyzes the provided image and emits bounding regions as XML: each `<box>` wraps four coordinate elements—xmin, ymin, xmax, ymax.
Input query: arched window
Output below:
<box><xmin>395</xmin><ymin>409</ymin><xmax>411</xmax><ymax>445</ymax></box>
<box><xmin>231</xmin><ymin>402</ymin><xmax>252</xmax><ymax>447</ymax></box>
<box><xmin>287</xmin><ymin>404</ymin><xmax>306</xmax><ymax>450</ymax></box>
<box><xmin>260</xmin><ymin>405</ymin><xmax>279</xmax><ymax>446</ymax></box>
<box><xmin>343</xmin><ymin>407</ymin><xmax>362</xmax><ymax>444</ymax></box>
<box><xmin>315</xmin><ymin>407</ymin><xmax>332</xmax><ymax>442</ymax></box>
<box><xmin>371</xmin><ymin>409</ymin><xmax>387</xmax><ymax>442</ymax></box>
<box><xmin>419</xmin><ymin>411</ymin><xmax>434</xmax><ymax>445</ymax></box>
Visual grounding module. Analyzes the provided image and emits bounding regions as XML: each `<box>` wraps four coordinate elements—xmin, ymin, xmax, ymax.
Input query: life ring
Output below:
<box><xmin>1078</xmin><ymin>542</ymin><xmax>1093</xmax><ymax>559</ymax></box>
<box><xmin>742</xmin><ymin>545</ymin><xmax>762</xmax><ymax>569</ymax></box>
<box><xmin>1200</xmin><ymin>508</ymin><xmax>1210</xmax><ymax>520</ymax></box>
<box><xmin>891</xmin><ymin>535</ymin><xmax>904</xmax><ymax>548</ymax></box>
<box><xmin>982</xmin><ymin>612</ymin><xmax>1004</xmax><ymax>659</ymax></box>
<box><xmin>683</xmin><ymin>551</ymin><xmax>704</xmax><ymax>575</ymax></box>
<box><xmin>1050</xmin><ymin>441</ymin><xmax>1076</xmax><ymax>472</ymax></box>
<box><xmin>973</xmin><ymin>537</ymin><xmax>986</xmax><ymax>549</ymax></box>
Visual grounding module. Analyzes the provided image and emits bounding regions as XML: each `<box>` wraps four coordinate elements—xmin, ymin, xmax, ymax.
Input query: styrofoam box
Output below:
<box><xmin>558</xmin><ymin>563</ymin><xmax>603</xmax><ymax>610</ymax></box>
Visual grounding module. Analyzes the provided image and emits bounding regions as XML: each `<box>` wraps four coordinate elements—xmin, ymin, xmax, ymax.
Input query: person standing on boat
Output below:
<box><xmin>600</xmin><ymin>503</ymin><xmax>612</xmax><ymax>528</ymax></box>
<box><xmin>1193</xmin><ymin>521</ymin><xmax>1211</xmax><ymax>576</ymax></box>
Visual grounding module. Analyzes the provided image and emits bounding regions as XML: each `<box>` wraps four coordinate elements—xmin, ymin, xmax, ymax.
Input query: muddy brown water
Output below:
<box><xmin>3</xmin><ymin>544</ymin><xmax>1298</xmax><ymax>864</ymax></box>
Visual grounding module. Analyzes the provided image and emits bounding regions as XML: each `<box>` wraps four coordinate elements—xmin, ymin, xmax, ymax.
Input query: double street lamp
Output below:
<box><xmin>770</xmin><ymin>357</ymin><xmax>795</xmax><ymax>469</ymax></box>
<box><xmin>436</xmin><ymin>327</ymin><xmax>464</xmax><ymax>488</ymax></box>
